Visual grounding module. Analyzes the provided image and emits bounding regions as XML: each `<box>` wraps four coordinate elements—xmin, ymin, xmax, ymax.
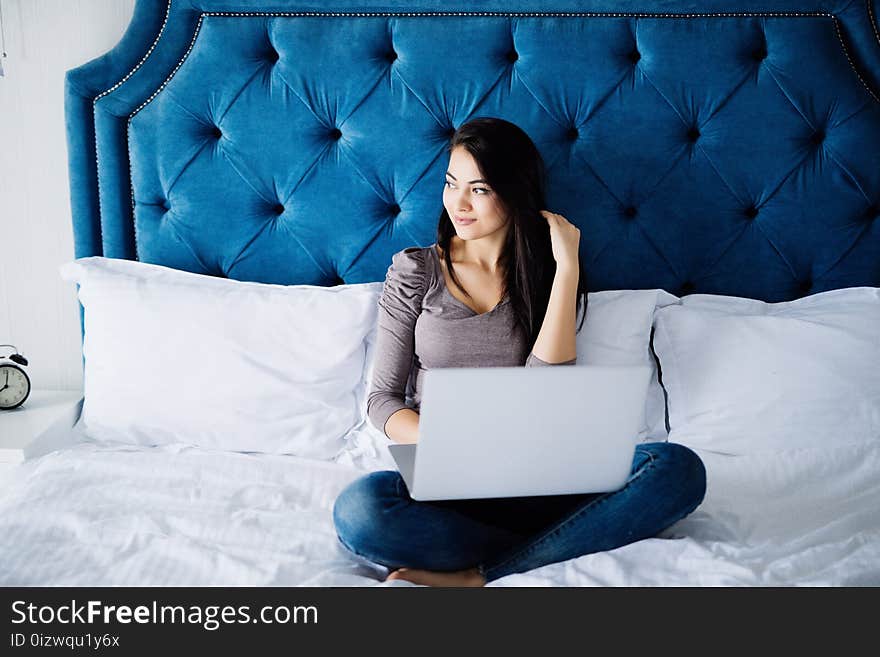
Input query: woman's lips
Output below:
<box><xmin>454</xmin><ymin>215</ymin><xmax>476</xmax><ymax>225</ymax></box>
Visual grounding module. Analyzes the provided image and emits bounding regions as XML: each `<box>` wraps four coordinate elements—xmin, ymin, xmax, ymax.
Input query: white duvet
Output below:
<box><xmin>1</xmin><ymin>420</ymin><xmax>878</xmax><ymax>586</ymax></box>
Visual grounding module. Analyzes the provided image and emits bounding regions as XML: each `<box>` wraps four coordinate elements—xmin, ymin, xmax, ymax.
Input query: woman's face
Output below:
<box><xmin>443</xmin><ymin>146</ymin><xmax>509</xmax><ymax>242</ymax></box>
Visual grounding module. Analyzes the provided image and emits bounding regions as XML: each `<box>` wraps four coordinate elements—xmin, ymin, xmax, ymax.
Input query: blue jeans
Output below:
<box><xmin>333</xmin><ymin>441</ymin><xmax>706</xmax><ymax>583</ymax></box>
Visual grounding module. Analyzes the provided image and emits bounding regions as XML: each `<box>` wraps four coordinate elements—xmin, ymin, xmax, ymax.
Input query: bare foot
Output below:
<box><xmin>385</xmin><ymin>567</ymin><xmax>486</xmax><ymax>587</ymax></box>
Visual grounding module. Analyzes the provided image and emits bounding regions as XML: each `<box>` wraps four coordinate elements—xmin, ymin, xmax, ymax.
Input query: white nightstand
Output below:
<box><xmin>0</xmin><ymin>389</ymin><xmax>84</xmax><ymax>484</ymax></box>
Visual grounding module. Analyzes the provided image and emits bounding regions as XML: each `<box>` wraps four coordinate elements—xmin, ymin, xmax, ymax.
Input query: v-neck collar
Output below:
<box><xmin>430</xmin><ymin>245</ymin><xmax>509</xmax><ymax>317</ymax></box>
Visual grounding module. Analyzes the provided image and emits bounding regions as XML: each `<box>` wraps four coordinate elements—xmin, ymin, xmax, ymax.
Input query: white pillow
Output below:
<box><xmin>60</xmin><ymin>257</ymin><xmax>384</xmax><ymax>459</ymax></box>
<box><xmin>652</xmin><ymin>287</ymin><xmax>880</xmax><ymax>455</ymax></box>
<box><xmin>576</xmin><ymin>289</ymin><xmax>680</xmax><ymax>442</ymax></box>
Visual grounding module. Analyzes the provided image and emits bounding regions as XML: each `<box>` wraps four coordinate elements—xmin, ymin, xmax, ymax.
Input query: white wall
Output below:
<box><xmin>0</xmin><ymin>0</ymin><xmax>135</xmax><ymax>391</ymax></box>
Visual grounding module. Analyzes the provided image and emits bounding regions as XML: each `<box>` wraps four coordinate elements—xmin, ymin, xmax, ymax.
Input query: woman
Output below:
<box><xmin>333</xmin><ymin>117</ymin><xmax>706</xmax><ymax>587</ymax></box>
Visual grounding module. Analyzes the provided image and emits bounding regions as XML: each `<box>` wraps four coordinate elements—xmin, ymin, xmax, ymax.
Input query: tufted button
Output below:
<box><xmin>266</xmin><ymin>47</ymin><xmax>279</xmax><ymax>64</ymax></box>
<box><xmin>868</xmin><ymin>205</ymin><xmax>880</xmax><ymax>221</ymax></box>
<box><xmin>329</xmin><ymin>127</ymin><xmax>342</xmax><ymax>141</ymax></box>
<box><xmin>628</xmin><ymin>49</ymin><xmax>641</xmax><ymax>64</ymax></box>
<box><xmin>386</xmin><ymin>49</ymin><xmax>397</xmax><ymax>62</ymax></box>
<box><xmin>159</xmin><ymin>199</ymin><xmax>170</xmax><ymax>213</ymax></box>
<box><xmin>388</xmin><ymin>203</ymin><xmax>401</xmax><ymax>215</ymax></box>
<box><xmin>687</xmin><ymin>127</ymin><xmax>701</xmax><ymax>143</ymax></box>
<box><xmin>623</xmin><ymin>206</ymin><xmax>637</xmax><ymax>219</ymax></box>
<box><xmin>753</xmin><ymin>45</ymin><xmax>768</xmax><ymax>62</ymax></box>
<box><xmin>446</xmin><ymin>126</ymin><xmax>456</xmax><ymax>139</ymax></box>
<box><xmin>680</xmin><ymin>281</ymin><xmax>696</xmax><ymax>295</ymax></box>
<box><xmin>507</xmin><ymin>49</ymin><xmax>518</xmax><ymax>63</ymax></box>
<box><xmin>811</xmin><ymin>130</ymin><xmax>826</xmax><ymax>145</ymax></box>
<box><xmin>566</xmin><ymin>127</ymin><xmax>579</xmax><ymax>141</ymax></box>
<box><xmin>272</xmin><ymin>203</ymin><xmax>285</xmax><ymax>216</ymax></box>
<box><xmin>799</xmin><ymin>279</ymin><xmax>812</xmax><ymax>294</ymax></box>
<box><xmin>211</xmin><ymin>126</ymin><xmax>222</xmax><ymax>139</ymax></box>
<box><xmin>744</xmin><ymin>206</ymin><xmax>759</xmax><ymax>219</ymax></box>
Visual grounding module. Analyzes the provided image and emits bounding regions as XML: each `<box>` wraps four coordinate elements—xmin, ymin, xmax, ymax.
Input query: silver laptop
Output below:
<box><xmin>388</xmin><ymin>365</ymin><xmax>652</xmax><ymax>501</ymax></box>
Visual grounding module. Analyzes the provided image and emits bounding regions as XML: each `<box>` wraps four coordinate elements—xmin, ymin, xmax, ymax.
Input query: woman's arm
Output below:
<box><xmin>366</xmin><ymin>249</ymin><xmax>428</xmax><ymax>444</ymax></box>
<box><xmin>529</xmin><ymin>265</ymin><xmax>579</xmax><ymax>364</ymax></box>
<box><xmin>384</xmin><ymin>408</ymin><xmax>420</xmax><ymax>444</ymax></box>
<box><xmin>529</xmin><ymin>210</ymin><xmax>581</xmax><ymax>364</ymax></box>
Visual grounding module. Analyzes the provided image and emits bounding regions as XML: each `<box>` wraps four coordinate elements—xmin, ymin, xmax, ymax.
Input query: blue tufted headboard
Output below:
<box><xmin>65</xmin><ymin>0</ymin><xmax>880</xmax><ymax>346</ymax></box>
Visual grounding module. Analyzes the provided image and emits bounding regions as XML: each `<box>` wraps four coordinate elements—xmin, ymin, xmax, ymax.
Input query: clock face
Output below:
<box><xmin>0</xmin><ymin>364</ymin><xmax>30</xmax><ymax>409</ymax></box>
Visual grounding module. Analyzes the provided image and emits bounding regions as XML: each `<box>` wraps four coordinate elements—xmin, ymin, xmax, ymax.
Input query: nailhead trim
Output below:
<box><xmin>95</xmin><ymin>0</ymin><xmax>172</xmax><ymax>102</ymax></box>
<box><xmin>127</xmin><ymin>12</ymin><xmax>208</xmax><ymax>259</ymax></box>
<box><xmin>91</xmin><ymin>0</ymin><xmax>171</xmax><ymax>260</ymax></box>
<box><xmin>127</xmin><ymin>9</ymin><xmax>880</xmax><ymax>122</ymax></box>
<box><xmin>119</xmin><ymin>9</ymin><xmax>880</xmax><ymax>260</ymax></box>
<box><xmin>130</xmin><ymin>12</ymin><xmax>207</xmax><ymax>120</ymax></box>
<box><xmin>126</xmin><ymin>121</ymin><xmax>138</xmax><ymax>259</ymax></box>
<box><xmin>203</xmin><ymin>11</ymin><xmax>829</xmax><ymax>18</ymax></box>
<box><xmin>130</xmin><ymin>10</ymin><xmax>838</xmax><ymax>124</ymax></box>
<box><xmin>868</xmin><ymin>1</ymin><xmax>880</xmax><ymax>51</ymax></box>
<box><xmin>833</xmin><ymin>17</ymin><xmax>880</xmax><ymax>102</ymax></box>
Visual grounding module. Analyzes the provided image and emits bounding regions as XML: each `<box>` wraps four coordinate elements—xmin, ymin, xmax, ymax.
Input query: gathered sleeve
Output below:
<box><xmin>366</xmin><ymin>247</ymin><xmax>428</xmax><ymax>436</ymax></box>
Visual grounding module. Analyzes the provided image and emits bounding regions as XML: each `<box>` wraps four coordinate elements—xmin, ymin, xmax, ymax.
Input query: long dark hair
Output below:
<box><xmin>436</xmin><ymin>117</ymin><xmax>588</xmax><ymax>351</ymax></box>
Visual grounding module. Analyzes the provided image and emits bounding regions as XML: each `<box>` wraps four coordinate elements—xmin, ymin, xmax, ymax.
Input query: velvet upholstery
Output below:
<box><xmin>65</xmin><ymin>1</ymin><xmax>880</xmax><ymax>347</ymax></box>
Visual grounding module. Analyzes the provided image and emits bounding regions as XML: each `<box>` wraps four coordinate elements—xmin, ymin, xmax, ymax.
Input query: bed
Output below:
<box><xmin>1</xmin><ymin>0</ymin><xmax>879</xmax><ymax>585</ymax></box>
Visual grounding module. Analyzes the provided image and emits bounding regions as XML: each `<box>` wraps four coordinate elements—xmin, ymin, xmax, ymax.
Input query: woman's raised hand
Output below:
<box><xmin>540</xmin><ymin>210</ymin><xmax>581</xmax><ymax>272</ymax></box>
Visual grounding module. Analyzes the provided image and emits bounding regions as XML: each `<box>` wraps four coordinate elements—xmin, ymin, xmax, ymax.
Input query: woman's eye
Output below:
<box><xmin>444</xmin><ymin>180</ymin><xmax>455</xmax><ymax>189</ymax></box>
<box><xmin>473</xmin><ymin>187</ymin><xmax>489</xmax><ymax>195</ymax></box>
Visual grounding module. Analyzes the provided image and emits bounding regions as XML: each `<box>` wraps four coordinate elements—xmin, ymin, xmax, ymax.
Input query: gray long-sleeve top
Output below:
<box><xmin>367</xmin><ymin>244</ymin><xmax>576</xmax><ymax>437</ymax></box>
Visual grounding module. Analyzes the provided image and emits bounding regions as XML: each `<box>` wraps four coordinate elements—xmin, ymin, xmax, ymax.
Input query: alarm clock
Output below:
<box><xmin>0</xmin><ymin>344</ymin><xmax>30</xmax><ymax>410</ymax></box>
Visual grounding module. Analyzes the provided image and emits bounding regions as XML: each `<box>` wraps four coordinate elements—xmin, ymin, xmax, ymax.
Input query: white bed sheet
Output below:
<box><xmin>1</xmin><ymin>419</ymin><xmax>878</xmax><ymax>586</ymax></box>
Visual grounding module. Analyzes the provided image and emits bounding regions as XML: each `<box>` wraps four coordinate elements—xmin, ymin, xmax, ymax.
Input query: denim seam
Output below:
<box><xmin>480</xmin><ymin>449</ymin><xmax>658</xmax><ymax>581</ymax></box>
<box><xmin>338</xmin><ymin>532</ymin><xmax>401</xmax><ymax>571</ymax></box>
